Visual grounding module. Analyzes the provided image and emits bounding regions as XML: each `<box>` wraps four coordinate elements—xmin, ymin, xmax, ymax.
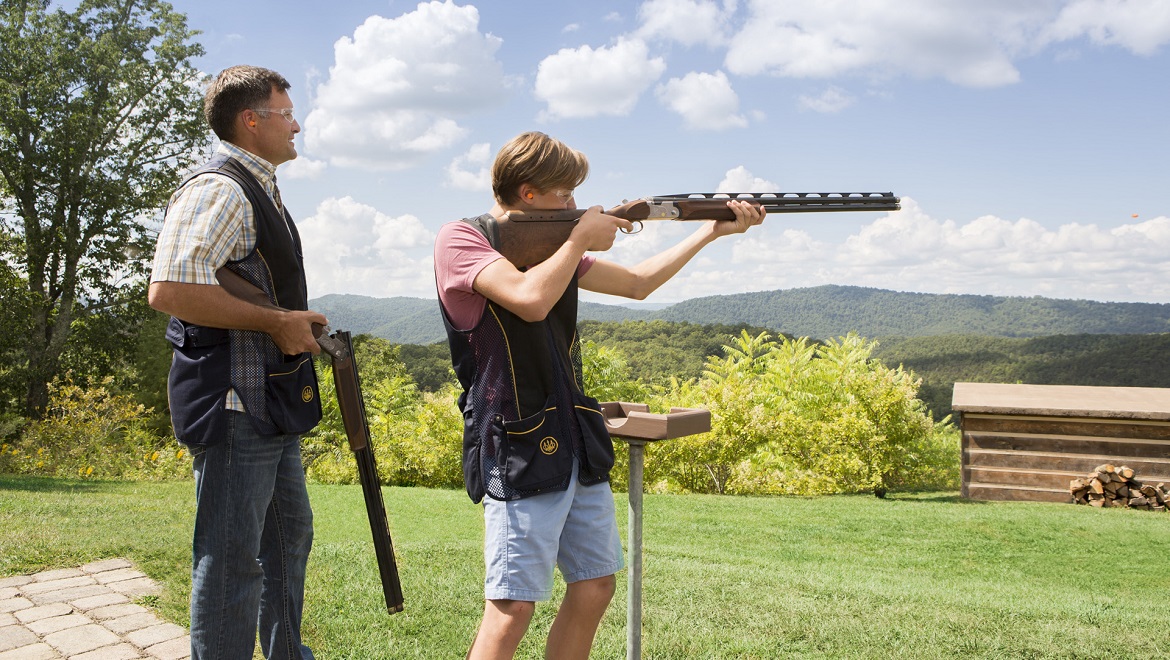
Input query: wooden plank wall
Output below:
<box><xmin>960</xmin><ymin>413</ymin><xmax>1170</xmax><ymax>503</ymax></box>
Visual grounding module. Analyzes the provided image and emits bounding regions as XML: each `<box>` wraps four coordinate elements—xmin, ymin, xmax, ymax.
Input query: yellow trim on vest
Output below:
<box><xmin>487</xmin><ymin>304</ymin><xmax>522</xmax><ymax>419</ymax></box>
<box><xmin>268</xmin><ymin>355</ymin><xmax>312</xmax><ymax>377</ymax></box>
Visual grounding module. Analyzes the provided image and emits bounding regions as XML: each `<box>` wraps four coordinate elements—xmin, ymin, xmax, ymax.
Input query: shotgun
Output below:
<box><xmin>487</xmin><ymin>191</ymin><xmax>900</xmax><ymax>267</ymax></box>
<box><xmin>328</xmin><ymin>330</ymin><xmax>406</xmax><ymax>614</ymax></box>
<box><xmin>215</xmin><ymin>268</ymin><xmax>405</xmax><ymax>614</ymax></box>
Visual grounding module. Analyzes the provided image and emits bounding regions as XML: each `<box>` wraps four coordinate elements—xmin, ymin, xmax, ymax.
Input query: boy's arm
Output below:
<box><xmin>473</xmin><ymin>206</ymin><xmax>632</xmax><ymax>322</ymax></box>
<box><xmin>580</xmin><ymin>199</ymin><xmax>764</xmax><ymax>299</ymax></box>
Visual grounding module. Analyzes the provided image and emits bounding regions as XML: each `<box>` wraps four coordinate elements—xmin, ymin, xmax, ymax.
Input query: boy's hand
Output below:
<box><xmin>571</xmin><ymin>205</ymin><xmax>634</xmax><ymax>252</ymax></box>
<box><xmin>711</xmin><ymin>199</ymin><xmax>766</xmax><ymax>237</ymax></box>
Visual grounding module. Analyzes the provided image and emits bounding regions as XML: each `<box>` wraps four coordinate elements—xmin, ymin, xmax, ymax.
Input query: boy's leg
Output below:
<box><xmin>547</xmin><ymin>474</ymin><xmax>624</xmax><ymax>658</ymax></box>
<box><xmin>474</xmin><ymin>463</ymin><xmax>583</xmax><ymax>658</ymax></box>
<box><xmin>545</xmin><ymin>574</ymin><xmax>616</xmax><ymax>660</ymax></box>
<box><xmin>467</xmin><ymin>599</ymin><xmax>536</xmax><ymax>660</ymax></box>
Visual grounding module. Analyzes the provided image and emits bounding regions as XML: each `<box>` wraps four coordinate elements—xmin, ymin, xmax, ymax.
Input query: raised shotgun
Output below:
<box><xmin>485</xmin><ymin>191</ymin><xmax>900</xmax><ymax>267</ymax></box>
<box><xmin>215</xmin><ymin>268</ymin><xmax>405</xmax><ymax>614</ymax></box>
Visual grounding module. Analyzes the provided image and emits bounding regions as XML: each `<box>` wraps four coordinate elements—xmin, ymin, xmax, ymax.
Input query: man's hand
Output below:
<box><xmin>569</xmin><ymin>205</ymin><xmax>634</xmax><ymax>252</ymax></box>
<box><xmin>269</xmin><ymin>309</ymin><xmax>329</xmax><ymax>356</ymax></box>
<box><xmin>710</xmin><ymin>199</ymin><xmax>766</xmax><ymax>238</ymax></box>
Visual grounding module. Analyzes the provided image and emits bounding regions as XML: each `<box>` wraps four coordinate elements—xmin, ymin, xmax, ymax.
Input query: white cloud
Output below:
<box><xmin>656</xmin><ymin>70</ymin><xmax>749</xmax><ymax>130</ymax></box>
<box><xmin>1042</xmin><ymin>0</ymin><xmax>1170</xmax><ymax>56</ymax></box>
<box><xmin>717</xmin><ymin>166</ymin><xmax>778</xmax><ymax>193</ymax></box>
<box><xmin>445</xmin><ymin>142</ymin><xmax>493</xmax><ymax>192</ymax></box>
<box><xmin>701</xmin><ymin>198</ymin><xmax>1170</xmax><ymax>302</ymax></box>
<box><xmin>281</xmin><ymin>156</ymin><xmax>327</xmax><ymax>180</ymax></box>
<box><xmin>636</xmin><ymin>0</ymin><xmax>738</xmax><ymax>47</ymax></box>
<box><xmin>725</xmin><ymin>0</ymin><xmax>1039</xmax><ymax>87</ymax></box>
<box><xmin>534</xmin><ymin>38</ymin><xmax>667</xmax><ymax>119</ymax></box>
<box><xmin>720</xmin><ymin>0</ymin><xmax>1170</xmax><ymax>88</ymax></box>
<box><xmin>798</xmin><ymin>86</ymin><xmax>855</xmax><ymax>113</ymax></box>
<box><xmin>581</xmin><ymin>198</ymin><xmax>1170</xmax><ymax>304</ymax></box>
<box><xmin>303</xmin><ymin>1</ymin><xmax>510</xmax><ymax>170</ymax></box>
<box><xmin>298</xmin><ymin>196</ymin><xmax>437</xmax><ymax>298</ymax></box>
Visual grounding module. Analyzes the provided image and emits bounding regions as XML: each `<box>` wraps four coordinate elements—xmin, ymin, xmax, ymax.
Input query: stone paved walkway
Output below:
<box><xmin>0</xmin><ymin>559</ymin><xmax>189</xmax><ymax>660</ymax></box>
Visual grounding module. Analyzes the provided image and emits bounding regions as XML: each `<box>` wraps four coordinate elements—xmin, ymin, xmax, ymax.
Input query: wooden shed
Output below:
<box><xmin>952</xmin><ymin>382</ymin><xmax>1170</xmax><ymax>503</ymax></box>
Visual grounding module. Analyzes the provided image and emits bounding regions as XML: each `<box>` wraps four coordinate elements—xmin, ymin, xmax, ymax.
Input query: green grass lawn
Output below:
<box><xmin>3</xmin><ymin>475</ymin><xmax>1168</xmax><ymax>658</ymax></box>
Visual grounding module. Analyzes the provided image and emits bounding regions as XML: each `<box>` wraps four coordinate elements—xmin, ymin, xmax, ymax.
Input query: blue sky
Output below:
<box><xmin>168</xmin><ymin>0</ymin><xmax>1169</xmax><ymax>304</ymax></box>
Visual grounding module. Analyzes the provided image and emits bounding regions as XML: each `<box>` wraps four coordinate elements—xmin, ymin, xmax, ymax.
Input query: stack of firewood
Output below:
<box><xmin>1070</xmin><ymin>464</ymin><xmax>1168</xmax><ymax>510</ymax></box>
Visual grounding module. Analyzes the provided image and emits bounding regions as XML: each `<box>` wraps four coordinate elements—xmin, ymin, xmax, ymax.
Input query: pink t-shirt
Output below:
<box><xmin>434</xmin><ymin>220</ymin><xmax>596</xmax><ymax>330</ymax></box>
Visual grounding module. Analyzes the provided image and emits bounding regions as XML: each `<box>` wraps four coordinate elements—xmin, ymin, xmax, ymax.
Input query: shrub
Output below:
<box><xmin>0</xmin><ymin>375</ymin><xmax>187</xmax><ymax>480</ymax></box>
<box><xmin>640</xmin><ymin>332</ymin><xmax>959</xmax><ymax>496</ymax></box>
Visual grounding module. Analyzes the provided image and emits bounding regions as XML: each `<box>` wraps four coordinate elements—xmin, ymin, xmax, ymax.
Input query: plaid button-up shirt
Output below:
<box><xmin>151</xmin><ymin>142</ymin><xmax>286</xmax><ymax>411</ymax></box>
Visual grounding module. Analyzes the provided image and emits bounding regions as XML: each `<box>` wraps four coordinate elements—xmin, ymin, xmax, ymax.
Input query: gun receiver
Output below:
<box><xmin>490</xmin><ymin>192</ymin><xmax>900</xmax><ymax>267</ymax></box>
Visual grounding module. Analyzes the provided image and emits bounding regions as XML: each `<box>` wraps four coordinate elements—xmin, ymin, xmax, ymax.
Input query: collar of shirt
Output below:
<box><xmin>216</xmin><ymin>141</ymin><xmax>279</xmax><ymax>194</ymax></box>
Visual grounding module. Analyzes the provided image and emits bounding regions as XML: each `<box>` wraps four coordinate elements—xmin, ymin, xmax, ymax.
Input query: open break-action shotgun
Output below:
<box><xmin>488</xmin><ymin>191</ymin><xmax>900</xmax><ymax>267</ymax></box>
<box><xmin>216</xmin><ymin>268</ymin><xmax>405</xmax><ymax>614</ymax></box>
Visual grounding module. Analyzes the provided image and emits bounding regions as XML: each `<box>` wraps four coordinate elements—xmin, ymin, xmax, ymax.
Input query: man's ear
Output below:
<box><xmin>240</xmin><ymin>108</ymin><xmax>258</xmax><ymax>131</ymax></box>
<box><xmin>518</xmin><ymin>184</ymin><xmax>537</xmax><ymax>204</ymax></box>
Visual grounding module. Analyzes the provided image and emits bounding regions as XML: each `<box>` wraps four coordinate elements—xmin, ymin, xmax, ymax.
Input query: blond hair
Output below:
<box><xmin>492</xmin><ymin>132</ymin><xmax>589</xmax><ymax>205</ymax></box>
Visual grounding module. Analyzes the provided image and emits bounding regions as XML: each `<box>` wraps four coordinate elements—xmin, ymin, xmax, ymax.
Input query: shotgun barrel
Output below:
<box><xmin>330</xmin><ymin>330</ymin><xmax>405</xmax><ymax>614</ymax></box>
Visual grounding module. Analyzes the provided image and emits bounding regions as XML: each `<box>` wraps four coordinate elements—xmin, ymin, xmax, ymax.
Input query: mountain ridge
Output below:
<box><xmin>309</xmin><ymin>285</ymin><xmax>1170</xmax><ymax>345</ymax></box>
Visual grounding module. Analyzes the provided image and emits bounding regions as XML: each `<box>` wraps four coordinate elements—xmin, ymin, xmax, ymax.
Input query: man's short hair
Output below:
<box><xmin>492</xmin><ymin>132</ymin><xmax>589</xmax><ymax>206</ymax></box>
<box><xmin>204</xmin><ymin>65</ymin><xmax>291</xmax><ymax>141</ymax></box>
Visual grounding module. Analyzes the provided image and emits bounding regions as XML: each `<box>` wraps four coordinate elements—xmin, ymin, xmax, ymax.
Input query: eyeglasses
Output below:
<box><xmin>252</xmin><ymin>107</ymin><xmax>296</xmax><ymax>124</ymax></box>
<box><xmin>552</xmin><ymin>189</ymin><xmax>574</xmax><ymax>201</ymax></box>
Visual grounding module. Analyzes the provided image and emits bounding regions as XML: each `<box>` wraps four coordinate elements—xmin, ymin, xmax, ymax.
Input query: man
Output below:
<box><xmin>148</xmin><ymin>65</ymin><xmax>325</xmax><ymax>659</ymax></box>
<box><xmin>434</xmin><ymin>131</ymin><xmax>764</xmax><ymax>659</ymax></box>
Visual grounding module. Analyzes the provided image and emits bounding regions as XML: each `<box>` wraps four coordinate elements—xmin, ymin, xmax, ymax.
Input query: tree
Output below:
<box><xmin>0</xmin><ymin>0</ymin><xmax>208</xmax><ymax>415</ymax></box>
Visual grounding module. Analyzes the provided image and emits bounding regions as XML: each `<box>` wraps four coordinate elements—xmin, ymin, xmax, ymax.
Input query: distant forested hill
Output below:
<box><xmin>310</xmin><ymin>295</ymin><xmax>651</xmax><ymax>344</ymax></box>
<box><xmin>873</xmin><ymin>333</ymin><xmax>1170</xmax><ymax>419</ymax></box>
<box><xmin>310</xmin><ymin>294</ymin><xmax>442</xmax><ymax>345</ymax></box>
<box><xmin>310</xmin><ymin>285</ymin><xmax>1170</xmax><ymax>344</ymax></box>
<box><xmin>656</xmin><ymin>285</ymin><xmax>1170</xmax><ymax>338</ymax></box>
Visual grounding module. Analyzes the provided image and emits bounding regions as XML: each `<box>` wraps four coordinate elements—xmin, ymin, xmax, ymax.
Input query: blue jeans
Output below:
<box><xmin>190</xmin><ymin>411</ymin><xmax>315</xmax><ymax>660</ymax></box>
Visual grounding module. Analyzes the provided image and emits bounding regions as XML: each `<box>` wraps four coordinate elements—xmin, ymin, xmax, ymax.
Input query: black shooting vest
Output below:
<box><xmin>164</xmin><ymin>154</ymin><xmax>321</xmax><ymax>447</ymax></box>
<box><xmin>442</xmin><ymin>214</ymin><xmax>614</xmax><ymax>503</ymax></box>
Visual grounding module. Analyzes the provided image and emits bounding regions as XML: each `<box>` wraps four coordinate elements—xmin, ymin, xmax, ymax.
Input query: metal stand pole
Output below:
<box><xmin>626</xmin><ymin>439</ymin><xmax>646</xmax><ymax>660</ymax></box>
<box><xmin>601</xmin><ymin>402</ymin><xmax>708</xmax><ymax>660</ymax></box>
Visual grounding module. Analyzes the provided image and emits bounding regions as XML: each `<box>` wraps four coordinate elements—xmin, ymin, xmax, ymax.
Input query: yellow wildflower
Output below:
<box><xmin>150</xmin><ymin>451</ymin><xmax>159</xmax><ymax>461</ymax></box>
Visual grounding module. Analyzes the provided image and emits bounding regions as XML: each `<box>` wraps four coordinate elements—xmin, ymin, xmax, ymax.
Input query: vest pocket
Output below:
<box><xmin>265</xmin><ymin>353</ymin><xmax>323</xmax><ymax>435</ymax></box>
<box><xmin>166</xmin><ymin>318</ymin><xmax>231</xmax><ymax>448</ymax></box>
<box><xmin>499</xmin><ymin>398</ymin><xmax>573</xmax><ymax>493</ymax></box>
<box><xmin>573</xmin><ymin>392</ymin><xmax>615</xmax><ymax>478</ymax></box>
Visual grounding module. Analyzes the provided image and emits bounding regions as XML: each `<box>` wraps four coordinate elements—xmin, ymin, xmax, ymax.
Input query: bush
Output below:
<box><xmin>641</xmin><ymin>332</ymin><xmax>959</xmax><ymax>496</ymax></box>
<box><xmin>0</xmin><ymin>375</ymin><xmax>187</xmax><ymax>480</ymax></box>
<box><xmin>2</xmin><ymin>331</ymin><xmax>959</xmax><ymax>498</ymax></box>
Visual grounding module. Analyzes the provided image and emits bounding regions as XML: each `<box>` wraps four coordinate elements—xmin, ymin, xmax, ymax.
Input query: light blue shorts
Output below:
<box><xmin>483</xmin><ymin>459</ymin><xmax>624</xmax><ymax>601</ymax></box>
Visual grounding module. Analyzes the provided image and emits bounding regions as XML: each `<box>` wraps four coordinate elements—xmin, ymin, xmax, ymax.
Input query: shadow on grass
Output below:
<box><xmin>884</xmin><ymin>491</ymin><xmax>988</xmax><ymax>505</ymax></box>
<box><xmin>0</xmin><ymin>475</ymin><xmax>106</xmax><ymax>494</ymax></box>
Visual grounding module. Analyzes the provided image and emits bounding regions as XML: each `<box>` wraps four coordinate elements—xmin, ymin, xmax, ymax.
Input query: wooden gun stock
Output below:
<box><xmin>213</xmin><ymin>268</ymin><xmax>347</xmax><ymax>359</ymax></box>
<box><xmin>487</xmin><ymin>192</ymin><xmax>900</xmax><ymax>267</ymax></box>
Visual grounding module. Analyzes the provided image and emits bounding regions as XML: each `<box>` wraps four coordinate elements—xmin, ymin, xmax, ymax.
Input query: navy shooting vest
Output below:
<box><xmin>441</xmin><ymin>214</ymin><xmax>614</xmax><ymax>503</ymax></box>
<box><xmin>164</xmin><ymin>155</ymin><xmax>321</xmax><ymax>447</ymax></box>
